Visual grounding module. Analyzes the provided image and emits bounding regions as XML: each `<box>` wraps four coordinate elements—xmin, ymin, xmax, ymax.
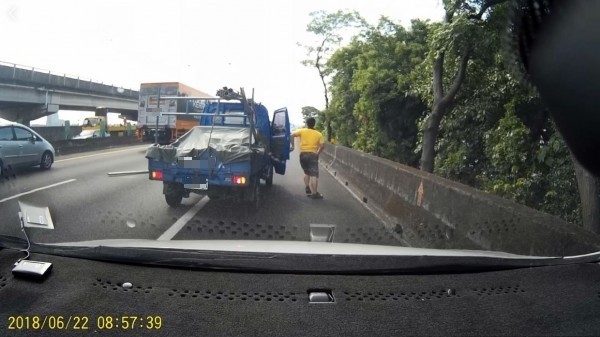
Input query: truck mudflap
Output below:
<box><xmin>163</xmin><ymin>181</ymin><xmax>183</xmax><ymax>195</ymax></box>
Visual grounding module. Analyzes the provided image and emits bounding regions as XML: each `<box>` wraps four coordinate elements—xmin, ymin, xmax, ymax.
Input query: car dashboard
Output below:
<box><xmin>1</xmin><ymin>248</ymin><xmax>600</xmax><ymax>336</ymax></box>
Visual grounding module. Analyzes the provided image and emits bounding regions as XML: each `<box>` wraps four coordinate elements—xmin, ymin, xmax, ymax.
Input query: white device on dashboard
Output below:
<box><xmin>11</xmin><ymin>201</ymin><xmax>55</xmax><ymax>278</ymax></box>
<box><xmin>12</xmin><ymin>260</ymin><xmax>52</xmax><ymax>278</ymax></box>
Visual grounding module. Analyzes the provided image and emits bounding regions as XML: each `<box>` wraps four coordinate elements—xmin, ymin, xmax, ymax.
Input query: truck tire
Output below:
<box><xmin>165</xmin><ymin>191</ymin><xmax>183</xmax><ymax>207</ymax></box>
<box><xmin>265</xmin><ymin>165</ymin><xmax>273</xmax><ymax>188</ymax></box>
<box><xmin>164</xmin><ymin>182</ymin><xmax>184</xmax><ymax>207</ymax></box>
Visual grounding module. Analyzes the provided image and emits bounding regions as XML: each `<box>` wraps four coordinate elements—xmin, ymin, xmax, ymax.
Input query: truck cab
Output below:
<box><xmin>82</xmin><ymin>116</ymin><xmax>104</xmax><ymax>129</ymax></box>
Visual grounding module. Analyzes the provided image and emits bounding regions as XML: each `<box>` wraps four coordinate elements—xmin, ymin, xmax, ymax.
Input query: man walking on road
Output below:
<box><xmin>290</xmin><ymin>117</ymin><xmax>324</xmax><ymax>199</ymax></box>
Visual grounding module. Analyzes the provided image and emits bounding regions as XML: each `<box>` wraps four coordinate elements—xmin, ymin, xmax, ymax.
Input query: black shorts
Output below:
<box><xmin>299</xmin><ymin>152</ymin><xmax>319</xmax><ymax>177</ymax></box>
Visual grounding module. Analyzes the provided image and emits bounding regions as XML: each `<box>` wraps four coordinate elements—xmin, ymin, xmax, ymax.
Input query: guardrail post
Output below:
<box><xmin>99</xmin><ymin>118</ymin><xmax>106</xmax><ymax>137</ymax></box>
<box><xmin>64</xmin><ymin>120</ymin><xmax>72</xmax><ymax>140</ymax></box>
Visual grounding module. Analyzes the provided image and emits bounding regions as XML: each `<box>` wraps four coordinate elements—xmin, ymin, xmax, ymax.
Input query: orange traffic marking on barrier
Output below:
<box><xmin>417</xmin><ymin>181</ymin><xmax>424</xmax><ymax>207</ymax></box>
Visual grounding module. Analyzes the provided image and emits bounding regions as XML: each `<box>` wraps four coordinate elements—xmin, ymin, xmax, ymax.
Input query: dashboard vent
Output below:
<box><xmin>182</xmin><ymin>218</ymin><xmax>403</xmax><ymax>246</ymax></box>
<box><xmin>0</xmin><ymin>274</ymin><xmax>8</xmax><ymax>289</ymax></box>
<box><xmin>341</xmin><ymin>289</ymin><xmax>460</xmax><ymax>301</ymax></box>
<box><xmin>184</xmin><ymin>219</ymin><xmax>300</xmax><ymax>241</ymax></box>
<box><xmin>167</xmin><ymin>289</ymin><xmax>300</xmax><ymax>302</ymax></box>
<box><xmin>340</xmin><ymin>226</ymin><xmax>399</xmax><ymax>245</ymax></box>
<box><xmin>93</xmin><ymin>278</ymin><xmax>153</xmax><ymax>294</ymax></box>
<box><xmin>471</xmin><ymin>285</ymin><xmax>525</xmax><ymax>296</ymax></box>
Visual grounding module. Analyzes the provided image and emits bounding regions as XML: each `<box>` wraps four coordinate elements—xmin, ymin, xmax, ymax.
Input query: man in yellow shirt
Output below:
<box><xmin>290</xmin><ymin>117</ymin><xmax>324</xmax><ymax>199</ymax></box>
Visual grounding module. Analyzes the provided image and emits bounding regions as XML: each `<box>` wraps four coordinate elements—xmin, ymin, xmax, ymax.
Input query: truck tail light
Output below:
<box><xmin>233</xmin><ymin>176</ymin><xmax>246</xmax><ymax>185</ymax></box>
<box><xmin>151</xmin><ymin>171</ymin><xmax>163</xmax><ymax>180</ymax></box>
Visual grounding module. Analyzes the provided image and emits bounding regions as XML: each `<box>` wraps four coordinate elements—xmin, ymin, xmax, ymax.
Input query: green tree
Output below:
<box><xmin>300</xmin><ymin>10</ymin><xmax>367</xmax><ymax>141</ymax></box>
<box><xmin>300</xmin><ymin>106</ymin><xmax>326</xmax><ymax>133</ymax></box>
<box><xmin>326</xmin><ymin>18</ymin><xmax>430</xmax><ymax>165</ymax></box>
<box><xmin>417</xmin><ymin>0</ymin><xmax>511</xmax><ymax>173</ymax></box>
<box><xmin>300</xmin><ymin>106</ymin><xmax>320</xmax><ymax>120</ymax></box>
<box><xmin>318</xmin><ymin>5</ymin><xmax>595</xmax><ymax>230</ymax></box>
<box><xmin>326</xmin><ymin>39</ymin><xmax>363</xmax><ymax>146</ymax></box>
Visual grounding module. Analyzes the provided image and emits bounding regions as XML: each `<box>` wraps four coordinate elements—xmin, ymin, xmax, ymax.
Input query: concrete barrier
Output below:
<box><xmin>52</xmin><ymin>136</ymin><xmax>145</xmax><ymax>156</ymax></box>
<box><xmin>320</xmin><ymin>144</ymin><xmax>600</xmax><ymax>256</ymax></box>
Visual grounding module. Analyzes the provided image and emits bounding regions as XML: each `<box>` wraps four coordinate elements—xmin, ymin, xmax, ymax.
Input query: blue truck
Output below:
<box><xmin>145</xmin><ymin>88</ymin><xmax>291</xmax><ymax>209</ymax></box>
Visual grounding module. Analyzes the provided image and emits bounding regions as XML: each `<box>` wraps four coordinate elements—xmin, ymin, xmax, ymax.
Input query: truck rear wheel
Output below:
<box><xmin>164</xmin><ymin>182</ymin><xmax>184</xmax><ymax>207</ymax></box>
<box><xmin>165</xmin><ymin>192</ymin><xmax>183</xmax><ymax>207</ymax></box>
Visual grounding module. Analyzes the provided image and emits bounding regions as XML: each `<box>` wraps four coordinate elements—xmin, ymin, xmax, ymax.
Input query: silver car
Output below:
<box><xmin>0</xmin><ymin>120</ymin><xmax>55</xmax><ymax>176</ymax></box>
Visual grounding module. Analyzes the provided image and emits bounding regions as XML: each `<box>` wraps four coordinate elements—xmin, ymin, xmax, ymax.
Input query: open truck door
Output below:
<box><xmin>270</xmin><ymin>108</ymin><xmax>290</xmax><ymax>175</ymax></box>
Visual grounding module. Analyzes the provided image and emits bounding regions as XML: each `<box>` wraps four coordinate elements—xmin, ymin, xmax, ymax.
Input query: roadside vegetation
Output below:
<box><xmin>300</xmin><ymin>1</ymin><xmax>599</xmax><ymax>232</ymax></box>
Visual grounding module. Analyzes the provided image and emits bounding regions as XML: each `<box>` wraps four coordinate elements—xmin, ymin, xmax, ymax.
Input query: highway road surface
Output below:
<box><xmin>0</xmin><ymin>145</ymin><xmax>401</xmax><ymax>246</ymax></box>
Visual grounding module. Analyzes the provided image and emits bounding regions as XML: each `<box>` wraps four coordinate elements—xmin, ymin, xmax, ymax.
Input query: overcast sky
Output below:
<box><xmin>1</xmin><ymin>0</ymin><xmax>444</xmax><ymax>125</ymax></box>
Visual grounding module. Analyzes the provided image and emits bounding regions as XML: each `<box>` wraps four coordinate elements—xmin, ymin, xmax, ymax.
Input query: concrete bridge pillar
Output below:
<box><xmin>95</xmin><ymin>108</ymin><xmax>108</xmax><ymax>117</ymax></box>
<box><xmin>0</xmin><ymin>104</ymin><xmax>57</xmax><ymax>125</ymax></box>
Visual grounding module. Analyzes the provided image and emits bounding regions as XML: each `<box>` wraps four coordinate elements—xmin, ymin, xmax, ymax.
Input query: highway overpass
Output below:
<box><xmin>0</xmin><ymin>61</ymin><xmax>138</xmax><ymax>124</ymax></box>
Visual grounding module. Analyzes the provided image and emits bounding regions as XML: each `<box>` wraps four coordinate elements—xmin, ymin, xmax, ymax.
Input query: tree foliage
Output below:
<box><xmin>312</xmin><ymin>6</ymin><xmax>595</xmax><ymax>227</ymax></box>
<box><xmin>300</xmin><ymin>106</ymin><xmax>320</xmax><ymax>120</ymax></box>
<box><xmin>300</xmin><ymin>10</ymin><xmax>367</xmax><ymax>140</ymax></box>
<box><xmin>327</xmin><ymin>18</ymin><xmax>430</xmax><ymax>165</ymax></box>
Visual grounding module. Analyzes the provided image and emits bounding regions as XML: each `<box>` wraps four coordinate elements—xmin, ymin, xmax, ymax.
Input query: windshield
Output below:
<box><xmin>82</xmin><ymin>118</ymin><xmax>99</xmax><ymax>127</ymax></box>
<box><xmin>1</xmin><ymin>0</ymin><xmax>599</xmax><ymax>264</ymax></box>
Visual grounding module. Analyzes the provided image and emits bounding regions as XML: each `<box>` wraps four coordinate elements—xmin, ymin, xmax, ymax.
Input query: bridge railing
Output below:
<box><xmin>0</xmin><ymin>60</ymin><xmax>138</xmax><ymax>99</ymax></box>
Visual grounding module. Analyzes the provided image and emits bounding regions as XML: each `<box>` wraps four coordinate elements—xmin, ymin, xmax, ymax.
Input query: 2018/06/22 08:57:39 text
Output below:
<box><xmin>6</xmin><ymin>315</ymin><xmax>163</xmax><ymax>331</ymax></box>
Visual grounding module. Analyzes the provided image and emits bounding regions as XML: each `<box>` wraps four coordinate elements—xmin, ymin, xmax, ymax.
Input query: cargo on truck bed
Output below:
<box><xmin>145</xmin><ymin>126</ymin><xmax>258</xmax><ymax>164</ymax></box>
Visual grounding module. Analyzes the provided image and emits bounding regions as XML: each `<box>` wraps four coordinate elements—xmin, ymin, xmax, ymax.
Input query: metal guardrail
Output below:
<box><xmin>0</xmin><ymin>60</ymin><xmax>138</xmax><ymax>99</ymax></box>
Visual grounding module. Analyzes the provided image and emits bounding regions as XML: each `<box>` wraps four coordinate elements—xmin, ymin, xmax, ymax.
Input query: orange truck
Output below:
<box><xmin>137</xmin><ymin>82</ymin><xmax>212</xmax><ymax>143</ymax></box>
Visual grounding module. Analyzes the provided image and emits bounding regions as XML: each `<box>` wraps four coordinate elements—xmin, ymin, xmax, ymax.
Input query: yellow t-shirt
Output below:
<box><xmin>292</xmin><ymin>128</ymin><xmax>323</xmax><ymax>153</ymax></box>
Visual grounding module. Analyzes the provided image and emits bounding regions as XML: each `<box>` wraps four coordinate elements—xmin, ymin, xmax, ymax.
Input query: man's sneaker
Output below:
<box><xmin>305</xmin><ymin>186</ymin><xmax>312</xmax><ymax>194</ymax></box>
<box><xmin>308</xmin><ymin>192</ymin><xmax>323</xmax><ymax>199</ymax></box>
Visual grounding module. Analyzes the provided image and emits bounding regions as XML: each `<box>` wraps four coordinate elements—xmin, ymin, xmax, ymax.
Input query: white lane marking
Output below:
<box><xmin>55</xmin><ymin>145</ymin><xmax>148</xmax><ymax>163</ymax></box>
<box><xmin>157</xmin><ymin>196</ymin><xmax>210</xmax><ymax>241</ymax></box>
<box><xmin>0</xmin><ymin>179</ymin><xmax>77</xmax><ymax>204</ymax></box>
